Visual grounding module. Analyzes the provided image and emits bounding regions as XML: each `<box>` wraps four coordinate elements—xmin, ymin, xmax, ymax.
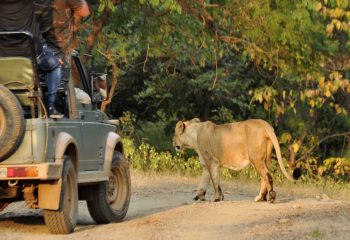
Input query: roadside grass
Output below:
<box><xmin>311</xmin><ymin>228</ymin><xmax>325</xmax><ymax>240</ymax></box>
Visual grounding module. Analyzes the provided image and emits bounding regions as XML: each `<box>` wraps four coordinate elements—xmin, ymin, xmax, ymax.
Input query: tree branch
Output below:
<box><xmin>296</xmin><ymin>132</ymin><xmax>350</xmax><ymax>163</ymax></box>
<box><xmin>99</xmin><ymin>49</ymin><xmax>118</xmax><ymax>112</ymax></box>
<box><xmin>86</xmin><ymin>0</ymin><xmax>126</xmax><ymax>53</ymax></box>
<box><xmin>288</xmin><ymin>129</ymin><xmax>307</xmax><ymax>168</ymax></box>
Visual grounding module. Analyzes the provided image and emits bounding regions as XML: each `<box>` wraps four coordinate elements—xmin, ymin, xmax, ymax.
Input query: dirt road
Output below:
<box><xmin>0</xmin><ymin>171</ymin><xmax>349</xmax><ymax>240</ymax></box>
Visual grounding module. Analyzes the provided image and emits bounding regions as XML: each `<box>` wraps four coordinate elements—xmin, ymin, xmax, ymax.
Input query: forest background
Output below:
<box><xmin>80</xmin><ymin>0</ymin><xmax>349</xmax><ymax>185</ymax></box>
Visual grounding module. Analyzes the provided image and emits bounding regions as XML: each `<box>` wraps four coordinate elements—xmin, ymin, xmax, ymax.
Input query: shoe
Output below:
<box><xmin>48</xmin><ymin>107</ymin><xmax>64</xmax><ymax>119</ymax></box>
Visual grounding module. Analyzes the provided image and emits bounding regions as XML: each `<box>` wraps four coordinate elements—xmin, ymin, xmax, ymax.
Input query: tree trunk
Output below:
<box><xmin>200</xmin><ymin>90</ymin><xmax>211</xmax><ymax>121</ymax></box>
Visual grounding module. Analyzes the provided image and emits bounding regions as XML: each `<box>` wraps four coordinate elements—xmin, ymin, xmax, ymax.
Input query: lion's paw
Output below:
<box><xmin>193</xmin><ymin>195</ymin><xmax>206</xmax><ymax>201</ymax></box>
<box><xmin>254</xmin><ymin>195</ymin><xmax>267</xmax><ymax>202</ymax></box>
<box><xmin>268</xmin><ymin>190</ymin><xmax>276</xmax><ymax>203</ymax></box>
<box><xmin>214</xmin><ymin>195</ymin><xmax>224</xmax><ymax>202</ymax></box>
<box><xmin>193</xmin><ymin>189</ymin><xmax>206</xmax><ymax>201</ymax></box>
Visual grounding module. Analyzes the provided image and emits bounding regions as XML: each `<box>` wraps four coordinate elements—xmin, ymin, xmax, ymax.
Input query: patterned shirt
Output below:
<box><xmin>34</xmin><ymin>0</ymin><xmax>86</xmax><ymax>59</ymax></box>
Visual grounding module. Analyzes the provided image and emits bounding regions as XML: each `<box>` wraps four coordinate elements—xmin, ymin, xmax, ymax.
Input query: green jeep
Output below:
<box><xmin>0</xmin><ymin>31</ymin><xmax>131</xmax><ymax>234</ymax></box>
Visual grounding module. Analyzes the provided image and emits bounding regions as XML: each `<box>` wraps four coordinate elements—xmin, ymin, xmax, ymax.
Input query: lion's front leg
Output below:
<box><xmin>194</xmin><ymin>164</ymin><xmax>210</xmax><ymax>201</ymax></box>
<box><xmin>209</xmin><ymin>161</ymin><xmax>224</xmax><ymax>202</ymax></box>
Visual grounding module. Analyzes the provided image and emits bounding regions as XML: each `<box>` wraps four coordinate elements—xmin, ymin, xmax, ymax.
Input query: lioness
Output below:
<box><xmin>173</xmin><ymin>118</ymin><xmax>301</xmax><ymax>203</ymax></box>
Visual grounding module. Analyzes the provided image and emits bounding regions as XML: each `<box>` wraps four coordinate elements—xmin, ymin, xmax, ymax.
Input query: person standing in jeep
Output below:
<box><xmin>0</xmin><ymin>0</ymin><xmax>63</xmax><ymax>118</ymax></box>
<box><xmin>34</xmin><ymin>0</ymin><xmax>90</xmax><ymax>82</ymax></box>
<box><xmin>34</xmin><ymin>0</ymin><xmax>90</xmax><ymax>118</ymax></box>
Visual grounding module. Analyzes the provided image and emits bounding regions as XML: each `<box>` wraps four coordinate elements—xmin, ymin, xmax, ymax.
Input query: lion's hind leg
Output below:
<box><xmin>251</xmin><ymin>139</ymin><xmax>276</xmax><ymax>203</ymax></box>
<box><xmin>265</xmin><ymin>140</ymin><xmax>276</xmax><ymax>203</ymax></box>
<box><xmin>254</xmin><ymin>180</ymin><xmax>268</xmax><ymax>202</ymax></box>
<box><xmin>254</xmin><ymin>172</ymin><xmax>275</xmax><ymax>203</ymax></box>
<box><xmin>252</xmin><ymin>160</ymin><xmax>275</xmax><ymax>203</ymax></box>
<box><xmin>268</xmin><ymin>187</ymin><xmax>276</xmax><ymax>203</ymax></box>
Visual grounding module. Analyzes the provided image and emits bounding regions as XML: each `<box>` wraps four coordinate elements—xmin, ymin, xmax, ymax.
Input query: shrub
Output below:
<box><xmin>124</xmin><ymin>137</ymin><xmax>202</xmax><ymax>175</ymax></box>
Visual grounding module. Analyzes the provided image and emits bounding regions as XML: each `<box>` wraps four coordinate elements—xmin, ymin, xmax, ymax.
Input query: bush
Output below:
<box><xmin>317</xmin><ymin>157</ymin><xmax>350</xmax><ymax>183</ymax></box>
<box><xmin>124</xmin><ymin>137</ymin><xmax>202</xmax><ymax>175</ymax></box>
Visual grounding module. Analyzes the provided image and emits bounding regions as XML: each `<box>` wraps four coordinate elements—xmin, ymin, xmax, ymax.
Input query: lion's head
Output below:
<box><xmin>172</xmin><ymin>118</ymin><xmax>201</xmax><ymax>151</ymax></box>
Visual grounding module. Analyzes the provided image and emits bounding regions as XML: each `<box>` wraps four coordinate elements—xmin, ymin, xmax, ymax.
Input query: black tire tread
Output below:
<box><xmin>43</xmin><ymin>158</ymin><xmax>78</xmax><ymax>234</ymax></box>
<box><xmin>87</xmin><ymin>152</ymin><xmax>131</xmax><ymax>224</ymax></box>
<box><xmin>0</xmin><ymin>203</ymin><xmax>9</xmax><ymax>212</ymax></box>
<box><xmin>0</xmin><ymin>85</ymin><xmax>25</xmax><ymax>161</ymax></box>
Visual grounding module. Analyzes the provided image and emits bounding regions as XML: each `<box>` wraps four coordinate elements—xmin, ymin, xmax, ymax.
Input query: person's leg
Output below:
<box><xmin>46</xmin><ymin>65</ymin><xmax>63</xmax><ymax>118</ymax></box>
<box><xmin>37</xmin><ymin>44</ymin><xmax>63</xmax><ymax>118</ymax></box>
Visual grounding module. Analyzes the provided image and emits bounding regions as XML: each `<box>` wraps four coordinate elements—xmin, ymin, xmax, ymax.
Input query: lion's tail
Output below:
<box><xmin>263</xmin><ymin>123</ymin><xmax>297</xmax><ymax>181</ymax></box>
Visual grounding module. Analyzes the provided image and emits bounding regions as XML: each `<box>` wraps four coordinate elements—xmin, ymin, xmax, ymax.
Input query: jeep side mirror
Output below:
<box><xmin>91</xmin><ymin>73</ymin><xmax>108</xmax><ymax>106</ymax></box>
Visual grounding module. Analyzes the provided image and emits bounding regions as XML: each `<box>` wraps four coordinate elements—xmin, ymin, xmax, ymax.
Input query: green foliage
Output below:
<box><xmin>118</xmin><ymin>111</ymin><xmax>137</xmax><ymax>138</ymax></box>
<box><xmin>82</xmin><ymin>0</ymin><xmax>349</xmax><ymax>182</ymax></box>
<box><xmin>311</xmin><ymin>228</ymin><xmax>325</xmax><ymax>239</ymax></box>
<box><xmin>98</xmin><ymin>0</ymin><xmax>115</xmax><ymax>12</ymax></box>
<box><xmin>317</xmin><ymin>157</ymin><xmax>350</xmax><ymax>182</ymax></box>
<box><xmin>124</xmin><ymin>137</ymin><xmax>202</xmax><ymax>175</ymax></box>
<box><xmin>135</xmin><ymin>120</ymin><xmax>174</xmax><ymax>151</ymax></box>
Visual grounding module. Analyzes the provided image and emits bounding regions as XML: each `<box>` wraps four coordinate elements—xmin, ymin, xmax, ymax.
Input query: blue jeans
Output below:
<box><xmin>36</xmin><ymin>44</ymin><xmax>61</xmax><ymax>108</ymax></box>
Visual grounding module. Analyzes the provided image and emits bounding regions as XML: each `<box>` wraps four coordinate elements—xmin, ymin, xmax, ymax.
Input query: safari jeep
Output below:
<box><xmin>0</xmin><ymin>31</ymin><xmax>131</xmax><ymax>234</ymax></box>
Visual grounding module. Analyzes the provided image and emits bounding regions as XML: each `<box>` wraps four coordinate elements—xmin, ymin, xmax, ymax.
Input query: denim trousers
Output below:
<box><xmin>36</xmin><ymin>44</ymin><xmax>61</xmax><ymax>108</ymax></box>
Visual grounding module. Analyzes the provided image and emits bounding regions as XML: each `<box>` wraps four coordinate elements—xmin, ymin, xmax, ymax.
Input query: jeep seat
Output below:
<box><xmin>0</xmin><ymin>57</ymin><xmax>35</xmax><ymax>106</ymax></box>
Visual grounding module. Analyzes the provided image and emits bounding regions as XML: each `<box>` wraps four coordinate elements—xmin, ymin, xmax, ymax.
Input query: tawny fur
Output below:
<box><xmin>173</xmin><ymin>118</ymin><xmax>296</xmax><ymax>203</ymax></box>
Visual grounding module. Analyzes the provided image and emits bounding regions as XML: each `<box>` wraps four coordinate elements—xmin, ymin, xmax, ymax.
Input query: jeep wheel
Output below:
<box><xmin>43</xmin><ymin>157</ymin><xmax>78</xmax><ymax>234</ymax></box>
<box><xmin>87</xmin><ymin>151</ymin><xmax>131</xmax><ymax>223</ymax></box>
<box><xmin>0</xmin><ymin>203</ymin><xmax>9</xmax><ymax>212</ymax></box>
<box><xmin>0</xmin><ymin>85</ymin><xmax>25</xmax><ymax>161</ymax></box>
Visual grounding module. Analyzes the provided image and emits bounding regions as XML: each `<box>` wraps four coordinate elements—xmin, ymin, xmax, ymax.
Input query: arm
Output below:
<box><xmin>68</xmin><ymin>0</ymin><xmax>90</xmax><ymax>18</ymax></box>
<box><xmin>74</xmin><ymin>1</ymin><xmax>90</xmax><ymax>18</ymax></box>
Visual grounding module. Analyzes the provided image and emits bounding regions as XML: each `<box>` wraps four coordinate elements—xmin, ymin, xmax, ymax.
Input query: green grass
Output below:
<box><xmin>311</xmin><ymin>228</ymin><xmax>325</xmax><ymax>239</ymax></box>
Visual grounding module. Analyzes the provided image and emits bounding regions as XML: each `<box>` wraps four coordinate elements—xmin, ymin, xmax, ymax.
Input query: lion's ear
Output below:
<box><xmin>191</xmin><ymin>118</ymin><xmax>201</xmax><ymax>123</ymax></box>
<box><xmin>176</xmin><ymin>121</ymin><xmax>186</xmax><ymax>133</ymax></box>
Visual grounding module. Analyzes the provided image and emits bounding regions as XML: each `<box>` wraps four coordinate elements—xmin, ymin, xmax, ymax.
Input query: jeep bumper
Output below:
<box><xmin>0</xmin><ymin>162</ymin><xmax>62</xmax><ymax>180</ymax></box>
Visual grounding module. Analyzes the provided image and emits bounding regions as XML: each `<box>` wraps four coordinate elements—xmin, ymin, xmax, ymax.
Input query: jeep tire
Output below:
<box><xmin>0</xmin><ymin>85</ymin><xmax>25</xmax><ymax>161</ymax></box>
<box><xmin>0</xmin><ymin>203</ymin><xmax>9</xmax><ymax>212</ymax></box>
<box><xmin>43</xmin><ymin>157</ymin><xmax>78</xmax><ymax>234</ymax></box>
<box><xmin>87</xmin><ymin>151</ymin><xmax>131</xmax><ymax>223</ymax></box>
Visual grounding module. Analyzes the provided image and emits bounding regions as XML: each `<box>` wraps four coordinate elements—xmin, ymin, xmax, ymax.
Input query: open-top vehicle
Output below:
<box><xmin>0</xmin><ymin>31</ymin><xmax>131</xmax><ymax>234</ymax></box>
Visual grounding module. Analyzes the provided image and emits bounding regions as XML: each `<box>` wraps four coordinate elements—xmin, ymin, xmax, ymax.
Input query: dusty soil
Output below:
<box><xmin>0</xmin><ymin>171</ymin><xmax>350</xmax><ymax>240</ymax></box>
